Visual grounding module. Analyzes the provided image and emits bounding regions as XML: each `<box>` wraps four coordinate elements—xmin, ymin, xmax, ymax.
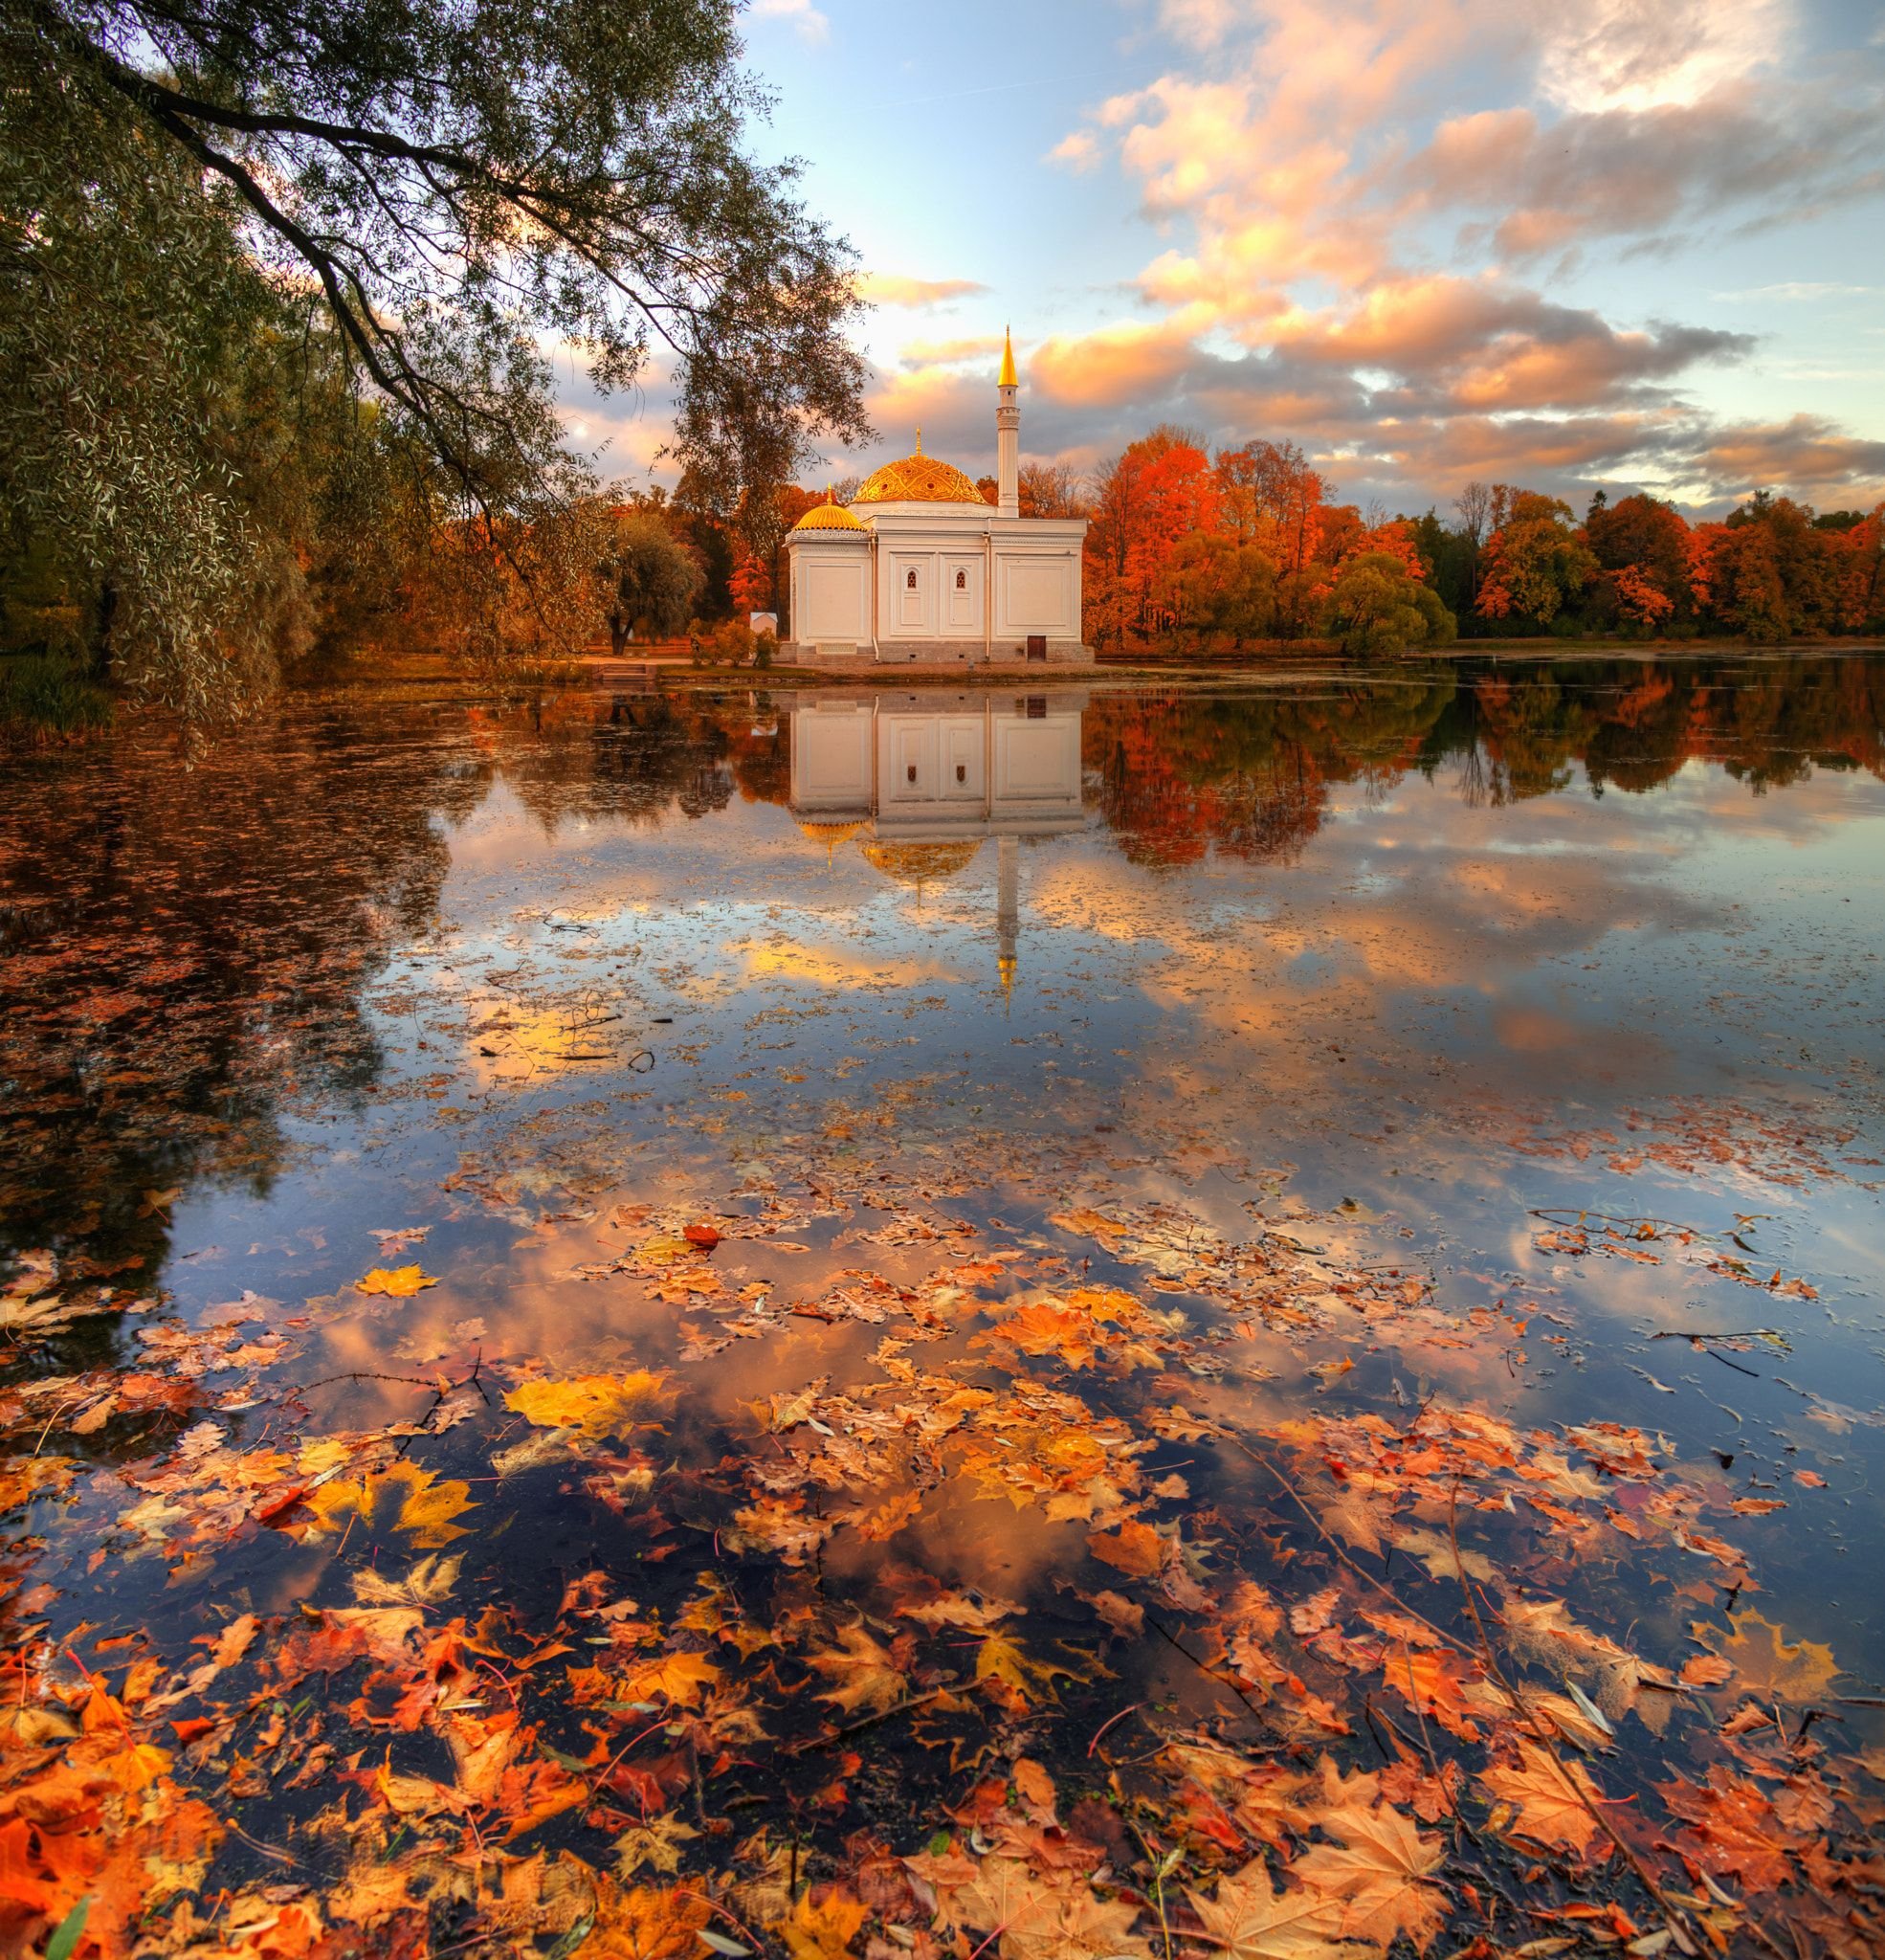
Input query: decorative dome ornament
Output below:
<box><xmin>790</xmin><ymin>500</ymin><xmax>864</xmax><ymax>533</ymax></box>
<box><xmin>851</xmin><ymin>444</ymin><xmax>989</xmax><ymax>507</ymax></box>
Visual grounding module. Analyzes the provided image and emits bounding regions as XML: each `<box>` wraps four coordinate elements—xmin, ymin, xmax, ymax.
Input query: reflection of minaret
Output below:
<box><xmin>996</xmin><ymin>834</ymin><xmax>1018</xmax><ymax>1007</ymax></box>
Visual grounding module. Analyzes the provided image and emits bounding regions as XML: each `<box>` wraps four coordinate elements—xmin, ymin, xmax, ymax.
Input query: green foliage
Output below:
<box><xmin>1167</xmin><ymin>534</ymin><xmax>1279</xmax><ymax>644</ymax></box>
<box><xmin>0</xmin><ymin>0</ymin><xmax>868</xmax><ymax>717</ymax></box>
<box><xmin>599</xmin><ymin>511</ymin><xmax>706</xmax><ymax>657</ymax></box>
<box><xmin>0</xmin><ymin>653</ymin><xmax>114</xmax><ymax>737</ymax></box>
<box><xmin>1322</xmin><ymin>551</ymin><xmax>1456</xmax><ymax>656</ymax></box>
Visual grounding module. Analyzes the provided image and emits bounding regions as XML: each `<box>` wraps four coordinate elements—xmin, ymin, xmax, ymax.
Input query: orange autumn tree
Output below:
<box><xmin>728</xmin><ymin>551</ymin><xmax>771</xmax><ymax>618</ymax></box>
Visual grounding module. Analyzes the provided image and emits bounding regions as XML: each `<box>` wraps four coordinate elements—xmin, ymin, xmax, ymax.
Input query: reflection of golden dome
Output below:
<box><xmin>791</xmin><ymin>501</ymin><xmax>864</xmax><ymax>532</ymax></box>
<box><xmin>853</xmin><ymin>452</ymin><xmax>988</xmax><ymax>506</ymax></box>
<box><xmin>796</xmin><ymin>816</ymin><xmax>865</xmax><ymax>868</ymax></box>
<box><xmin>858</xmin><ymin>838</ymin><xmax>982</xmax><ymax>886</ymax></box>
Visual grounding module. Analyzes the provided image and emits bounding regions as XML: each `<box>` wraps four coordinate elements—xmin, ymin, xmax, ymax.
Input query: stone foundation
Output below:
<box><xmin>780</xmin><ymin>639</ymin><xmax>1094</xmax><ymax>671</ymax></box>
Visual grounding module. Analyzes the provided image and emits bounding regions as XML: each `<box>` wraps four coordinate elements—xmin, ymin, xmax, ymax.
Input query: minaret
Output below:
<box><xmin>996</xmin><ymin>835</ymin><xmax>1018</xmax><ymax>1006</ymax></box>
<box><xmin>996</xmin><ymin>327</ymin><xmax>1019</xmax><ymax>518</ymax></box>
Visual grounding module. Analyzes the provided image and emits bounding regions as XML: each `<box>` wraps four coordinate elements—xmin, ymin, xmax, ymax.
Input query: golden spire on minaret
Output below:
<box><xmin>998</xmin><ymin>326</ymin><xmax>1017</xmax><ymax>389</ymax></box>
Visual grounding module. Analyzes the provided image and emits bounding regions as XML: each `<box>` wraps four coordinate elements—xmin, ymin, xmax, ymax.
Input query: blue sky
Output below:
<box><xmin>578</xmin><ymin>0</ymin><xmax>1885</xmax><ymax>518</ymax></box>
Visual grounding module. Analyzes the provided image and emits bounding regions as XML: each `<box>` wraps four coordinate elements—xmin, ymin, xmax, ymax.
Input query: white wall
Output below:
<box><xmin>790</xmin><ymin>542</ymin><xmax>870</xmax><ymax>645</ymax></box>
<box><xmin>993</xmin><ymin>550</ymin><xmax>1078</xmax><ymax>639</ymax></box>
<box><xmin>788</xmin><ymin>704</ymin><xmax>874</xmax><ymax>811</ymax></box>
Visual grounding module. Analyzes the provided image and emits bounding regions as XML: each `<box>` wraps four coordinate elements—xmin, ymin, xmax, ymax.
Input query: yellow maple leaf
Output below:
<box><xmin>614</xmin><ymin>1815</ymin><xmax>700</xmax><ymax>1878</ymax></box>
<box><xmin>808</xmin><ymin>1622</ymin><xmax>907</xmax><ymax>1716</ymax></box>
<box><xmin>612</xmin><ymin>1650</ymin><xmax>723</xmax><ymax>1708</ymax></box>
<box><xmin>780</xmin><ymin>1888</ymin><xmax>869</xmax><ymax>1960</ymax></box>
<box><xmin>355</xmin><ymin>1264</ymin><xmax>438</xmax><ymax>1296</ymax></box>
<box><xmin>503</xmin><ymin>1370</ymin><xmax>675</xmax><ymax>1439</ymax></box>
<box><xmin>974</xmin><ymin>1632</ymin><xmax>1076</xmax><ymax>1704</ymax></box>
<box><xmin>306</xmin><ymin>1460</ymin><xmax>477</xmax><ymax>1547</ymax></box>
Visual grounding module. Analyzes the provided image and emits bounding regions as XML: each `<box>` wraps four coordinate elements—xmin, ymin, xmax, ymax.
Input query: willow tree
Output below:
<box><xmin>0</xmin><ymin>0</ymin><xmax>867</xmax><ymax>713</ymax></box>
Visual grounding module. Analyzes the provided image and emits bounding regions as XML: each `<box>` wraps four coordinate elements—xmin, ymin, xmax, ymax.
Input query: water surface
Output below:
<box><xmin>3</xmin><ymin>655</ymin><xmax>1881</xmax><ymax>1955</ymax></box>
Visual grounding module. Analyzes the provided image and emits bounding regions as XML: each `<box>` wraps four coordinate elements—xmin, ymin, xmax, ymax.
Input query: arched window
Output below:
<box><xmin>955</xmin><ymin>568</ymin><xmax>966</xmax><ymax>590</ymax></box>
<box><xmin>905</xmin><ymin>568</ymin><xmax>917</xmax><ymax>590</ymax></box>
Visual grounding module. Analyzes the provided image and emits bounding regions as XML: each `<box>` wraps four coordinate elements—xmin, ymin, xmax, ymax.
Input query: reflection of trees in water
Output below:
<box><xmin>1084</xmin><ymin>681</ymin><xmax>1458</xmax><ymax>867</ymax></box>
<box><xmin>0</xmin><ymin>703</ymin><xmax>485</xmax><ymax>1278</ymax></box>
<box><xmin>0</xmin><ymin>692</ymin><xmax>799</xmax><ymax>1283</ymax></box>
<box><xmin>1445</xmin><ymin>656</ymin><xmax>1885</xmax><ymax>806</ymax></box>
<box><xmin>1085</xmin><ymin>657</ymin><xmax>1885</xmax><ymax>859</ymax></box>
<box><xmin>5</xmin><ymin>660</ymin><xmax>1877</xmax><ymax>1278</ymax></box>
<box><xmin>472</xmin><ymin>692</ymin><xmax>787</xmax><ymax>834</ymax></box>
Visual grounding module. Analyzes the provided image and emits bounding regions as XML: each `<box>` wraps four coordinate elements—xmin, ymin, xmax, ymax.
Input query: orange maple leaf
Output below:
<box><xmin>1481</xmin><ymin>1742</ymin><xmax>1602</xmax><ymax>1856</ymax></box>
<box><xmin>1294</xmin><ymin>1803</ymin><xmax>1446</xmax><ymax>1953</ymax></box>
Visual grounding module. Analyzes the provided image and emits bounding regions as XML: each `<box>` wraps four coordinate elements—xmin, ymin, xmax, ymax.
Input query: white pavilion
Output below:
<box><xmin>780</xmin><ymin>332</ymin><xmax>1092</xmax><ymax>669</ymax></box>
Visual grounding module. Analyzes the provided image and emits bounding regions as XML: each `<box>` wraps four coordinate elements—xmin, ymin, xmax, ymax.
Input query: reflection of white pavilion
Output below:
<box><xmin>789</xmin><ymin>691</ymin><xmax>1085</xmax><ymax>995</ymax></box>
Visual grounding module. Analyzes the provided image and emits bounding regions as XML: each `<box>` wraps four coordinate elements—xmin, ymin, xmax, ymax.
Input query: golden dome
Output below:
<box><xmin>857</xmin><ymin>838</ymin><xmax>982</xmax><ymax>886</ymax></box>
<box><xmin>853</xmin><ymin>452</ymin><xmax>990</xmax><ymax>506</ymax></box>
<box><xmin>791</xmin><ymin>500</ymin><xmax>864</xmax><ymax>532</ymax></box>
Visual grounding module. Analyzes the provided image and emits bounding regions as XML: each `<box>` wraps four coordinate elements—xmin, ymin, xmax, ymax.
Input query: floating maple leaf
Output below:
<box><xmin>1294</xmin><ymin>1804</ymin><xmax>1446</xmax><ymax>1953</ymax></box>
<box><xmin>306</xmin><ymin>1461</ymin><xmax>476</xmax><ymax>1547</ymax></box>
<box><xmin>1087</xmin><ymin>1520</ymin><xmax>1164</xmax><ymax>1579</ymax></box>
<box><xmin>1187</xmin><ymin>1858</ymin><xmax>1370</xmax><ymax>1960</ymax></box>
<box><xmin>1659</xmin><ymin>1768</ymin><xmax>1799</xmax><ymax>1892</ymax></box>
<box><xmin>503</xmin><ymin>1370</ymin><xmax>675</xmax><ymax>1439</ymax></box>
<box><xmin>808</xmin><ymin>1622</ymin><xmax>908</xmax><ymax>1716</ymax></box>
<box><xmin>951</xmin><ymin>1857</ymin><xmax>1151</xmax><ymax>1960</ymax></box>
<box><xmin>354</xmin><ymin>1264</ymin><xmax>438</xmax><ymax>1297</ymax></box>
<box><xmin>1481</xmin><ymin>1742</ymin><xmax>1602</xmax><ymax>1856</ymax></box>
<box><xmin>1718</xmin><ymin>1612</ymin><xmax>1839</xmax><ymax>1703</ymax></box>
<box><xmin>614</xmin><ymin>1815</ymin><xmax>699</xmax><ymax>1878</ymax></box>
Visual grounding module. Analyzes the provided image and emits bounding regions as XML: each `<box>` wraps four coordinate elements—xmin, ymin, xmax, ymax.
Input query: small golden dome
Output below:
<box><xmin>791</xmin><ymin>501</ymin><xmax>865</xmax><ymax>532</ymax></box>
<box><xmin>853</xmin><ymin>452</ymin><xmax>990</xmax><ymax>506</ymax></box>
<box><xmin>857</xmin><ymin>838</ymin><xmax>982</xmax><ymax>886</ymax></box>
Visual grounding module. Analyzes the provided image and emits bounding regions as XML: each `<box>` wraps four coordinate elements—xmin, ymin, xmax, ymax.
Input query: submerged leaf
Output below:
<box><xmin>307</xmin><ymin>1461</ymin><xmax>476</xmax><ymax>1547</ymax></box>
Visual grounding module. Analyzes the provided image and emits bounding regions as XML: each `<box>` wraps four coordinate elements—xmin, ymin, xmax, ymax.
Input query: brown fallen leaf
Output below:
<box><xmin>808</xmin><ymin>1622</ymin><xmax>909</xmax><ymax>1716</ymax></box>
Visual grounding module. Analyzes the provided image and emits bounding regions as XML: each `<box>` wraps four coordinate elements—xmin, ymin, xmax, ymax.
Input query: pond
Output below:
<box><xmin>2</xmin><ymin>654</ymin><xmax>1882</xmax><ymax>1958</ymax></box>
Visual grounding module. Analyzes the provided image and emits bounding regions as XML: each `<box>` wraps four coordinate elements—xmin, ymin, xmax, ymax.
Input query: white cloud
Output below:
<box><xmin>750</xmin><ymin>0</ymin><xmax>830</xmax><ymax>45</ymax></box>
<box><xmin>1537</xmin><ymin>0</ymin><xmax>1790</xmax><ymax>114</ymax></box>
<box><xmin>1047</xmin><ymin>129</ymin><xmax>1101</xmax><ymax>172</ymax></box>
<box><xmin>854</xmin><ymin>272</ymin><xmax>989</xmax><ymax>309</ymax></box>
<box><xmin>1713</xmin><ymin>282</ymin><xmax>1874</xmax><ymax>302</ymax></box>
